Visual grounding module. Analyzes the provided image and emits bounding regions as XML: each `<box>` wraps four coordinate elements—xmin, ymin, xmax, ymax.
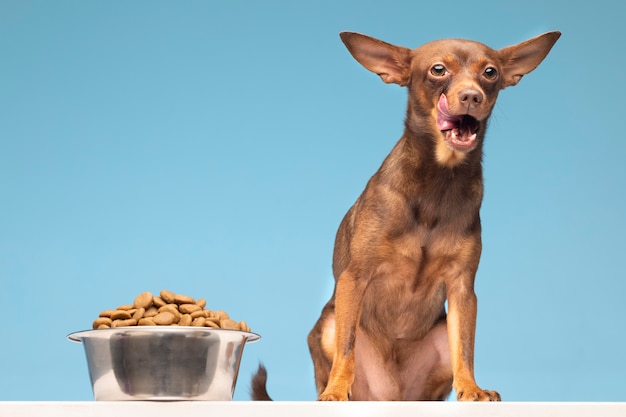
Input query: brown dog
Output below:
<box><xmin>252</xmin><ymin>30</ymin><xmax>560</xmax><ymax>402</ymax></box>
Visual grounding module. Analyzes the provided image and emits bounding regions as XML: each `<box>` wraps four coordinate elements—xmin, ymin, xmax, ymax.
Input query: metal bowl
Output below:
<box><xmin>68</xmin><ymin>327</ymin><xmax>260</xmax><ymax>401</ymax></box>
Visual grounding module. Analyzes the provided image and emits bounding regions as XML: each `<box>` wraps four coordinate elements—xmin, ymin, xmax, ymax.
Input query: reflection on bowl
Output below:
<box><xmin>68</xmin><ymin>327</ymin><xmax>260</xmax><ymax>401</ymax></box>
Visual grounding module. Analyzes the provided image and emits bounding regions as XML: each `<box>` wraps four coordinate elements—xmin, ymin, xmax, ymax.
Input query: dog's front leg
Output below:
<box><xmin>318</xmin><ymin>269</ymin><xmax>364</xmax><ymax>401</ymax></box>
<box><xmin>447</xmin><ymin>278</ymin><xmax>501</xmax><ymax>401</ymax></box>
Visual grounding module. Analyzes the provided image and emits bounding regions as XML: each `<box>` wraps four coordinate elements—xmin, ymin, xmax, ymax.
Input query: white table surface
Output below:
<box><xmin>1</xmin><ymin>401</ymin><xmax>625</xmax><ymax>417</ymax></box>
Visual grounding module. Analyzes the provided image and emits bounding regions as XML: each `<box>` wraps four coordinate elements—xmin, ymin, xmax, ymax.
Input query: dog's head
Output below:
<box><xmin>340</xmin><ymin>31</ymin><xmax>560</xmax><ymax>167</ymax></box>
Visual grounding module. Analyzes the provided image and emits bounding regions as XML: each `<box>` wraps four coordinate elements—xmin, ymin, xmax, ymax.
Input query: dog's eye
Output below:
<box><xmin>430</xmin><ymin>64</ymin><xmax>447</xmax><ymax>77</ymax></box>
<box><xmin>484</xmin><ymin>67</ymin><xmax>498</xmax><ymax>80</ymax></box>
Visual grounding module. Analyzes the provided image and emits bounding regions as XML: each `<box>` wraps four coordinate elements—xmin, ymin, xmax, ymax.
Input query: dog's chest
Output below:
<box><xmin>360</xmin><ymin>225</ymin><xmax>475</xmax><ymax>338</ymax></box>
<box><xmin>361</xmin><ymin>251</ymin><xmax>436</xmax><ymax>330</ymax></box>
<box><xmin>361</xmin><ymin>265</ymin><xmax>446</xmax><ymax>340</ymax></box>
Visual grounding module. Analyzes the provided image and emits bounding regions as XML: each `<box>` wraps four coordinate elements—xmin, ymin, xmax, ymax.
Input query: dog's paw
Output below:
<box><xmin>456</xmin><ymin>388</ymin><xmax>501</xmax><ymax>402</ymax></box>
<box><xmin>318</xmin><ymin>390</ymin><xmax>350</xmax><ymax>401</ymax></box>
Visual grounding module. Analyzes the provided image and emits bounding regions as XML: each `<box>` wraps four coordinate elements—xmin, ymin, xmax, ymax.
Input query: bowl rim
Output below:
<box><xmin>67</xmin><ymin>327</ymin><xmax>261</xmax><ymax>343</ymax></box>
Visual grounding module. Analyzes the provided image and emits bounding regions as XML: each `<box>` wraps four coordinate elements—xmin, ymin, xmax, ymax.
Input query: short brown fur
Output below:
<box><xmin>252</xmin><ymin>30</ymin><xmax>560</xmax><ymax>401</ymax></box>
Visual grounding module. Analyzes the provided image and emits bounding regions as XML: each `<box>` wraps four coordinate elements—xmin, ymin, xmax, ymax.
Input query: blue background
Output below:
<box><xmin>1</xmin><ymin>0</ymin><xmax>624</xmax><ymax>401</ymax></box>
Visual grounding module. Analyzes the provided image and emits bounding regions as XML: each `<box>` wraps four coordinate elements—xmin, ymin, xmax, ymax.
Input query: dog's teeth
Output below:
<box><xmin>469</xmin><ymin>133</ymin><xmax>477</xmax><ymax>142</ymax></box>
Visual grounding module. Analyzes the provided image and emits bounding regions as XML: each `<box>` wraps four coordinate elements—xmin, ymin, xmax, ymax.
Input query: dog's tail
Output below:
<box><xmin>250</xmin><ymin>363</ymin><xmax>273</xmax><ymax>401</ymax></box>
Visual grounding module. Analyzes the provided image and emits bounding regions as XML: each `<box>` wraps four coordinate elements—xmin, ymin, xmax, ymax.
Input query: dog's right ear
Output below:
<box><xmin>340</xmin><ymin>32</ymin><xmax>412</xmax><ymax>86</ymax></box>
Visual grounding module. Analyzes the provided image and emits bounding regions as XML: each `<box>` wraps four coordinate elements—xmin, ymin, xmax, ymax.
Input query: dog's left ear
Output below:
<box><xmin>340</xmin><ymin>32</ymin><xmax>412</xmax><ymax>86</ymax></box>
<box><xmin>498</xmin><ymin>31</ymin><xmax>561</xmax><ymax>88</ymax></box>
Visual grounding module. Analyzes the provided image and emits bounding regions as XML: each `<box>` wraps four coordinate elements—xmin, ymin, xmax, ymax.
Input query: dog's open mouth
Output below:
<box><xmin>436</xmin><ymin>94</ymin><xmax>480</xmax><ymax>151</ymax></box>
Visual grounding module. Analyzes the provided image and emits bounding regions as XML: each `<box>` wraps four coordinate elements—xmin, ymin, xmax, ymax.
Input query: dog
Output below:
<box><xmin>252</xmin><ymin>30</ymin><xmax>560</xmax><ymax>402</ymax></box>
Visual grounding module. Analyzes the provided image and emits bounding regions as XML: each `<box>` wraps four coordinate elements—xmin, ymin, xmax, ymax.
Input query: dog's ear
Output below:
<box><xmin>498</xmin><ymin>31</ymin><xmax>561</xmax><ymax>88</ymax></box>
<box><xmin>340</xmin><ymin>32</ymin><xmax>412</xmax><ymax>86</ymax></box>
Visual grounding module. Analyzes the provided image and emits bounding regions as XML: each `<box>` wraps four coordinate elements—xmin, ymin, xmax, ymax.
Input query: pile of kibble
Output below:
<box><xmin>92</xmin><ymin>290</ymin><xmax>250</xmax><ymax>332</ymax></box>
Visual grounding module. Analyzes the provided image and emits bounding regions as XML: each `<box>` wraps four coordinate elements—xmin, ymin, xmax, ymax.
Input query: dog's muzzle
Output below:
<box><xmin>436</xmin><ymin>94</ymin><xmax>480</xmax><ymax>152</ymax></box>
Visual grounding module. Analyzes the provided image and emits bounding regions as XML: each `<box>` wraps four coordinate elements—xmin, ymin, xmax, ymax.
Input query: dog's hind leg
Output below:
<box><xmin>351</xmin><ymin>320</ymin><xmax>452</xmax><ymax>401</ymax></box>
<box><xmin>308</xmin><ymin>302</ymin><xmax>336</xmax><ymax>395</ymax></box>
<box><xmin>399</xmin><ymin>320</ymin><xmax>453</xmax><ymax>400</ymax></box>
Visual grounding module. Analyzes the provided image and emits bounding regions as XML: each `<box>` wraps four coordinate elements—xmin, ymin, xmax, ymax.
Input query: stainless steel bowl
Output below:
<box><xmin>68</xmin><ymin>327</ymin><xmax>260</xmax><ymax>401</ymax></box>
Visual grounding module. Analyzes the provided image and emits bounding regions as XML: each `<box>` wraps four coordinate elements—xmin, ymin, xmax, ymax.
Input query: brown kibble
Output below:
<box><xmin>179</xmin><ymin>303</ymin><xmax>201</xmax><ymax>314</ymax></box>
<box><xmin>190</xmin><ymin>310</ymin><xmax>205</xmax><ymax>319</ymax></box>
<box><xmin>205</xmin><ymin>317</ymin><xmax>220</xmax><ymax>326</ymax></box>
<box><xmin>158</xmin><ymin>304</ymin><xmax>181</xmax><ymax>321</ymax></box>
<box><xmin>174</xmin><ymin>294</ymin><xmax>195</xmax><ymax>305</ymax></box>
<box><xmin>134</xmin><ymin>291</ymin><xmax>153</xmax><ymax>309</ymax></box>
<box><xmin>153</xmin><ymin>296</ymin><xmax>166</xmax><ymax>307</ymax></box>
<box><xmin>144</xmin><ymin>306</ymin><xmax>158</xmax><ymax>317</ymax></box>
<box><xmin>112</xmin><ymin>318</ymin><xmax>137</xmax><ymax>328</ymax></box>
<box><xmin>204</xmin><ymin>319</ymin><xmax>220</xmax><ymax>328</ymax></box>
<box><xmin>191</xmin><ymin>317</ymin><xmax>206</xmax><ymax>327</ymax></box>
<box><xmin>92</xmin><ymin>317</ymin><xmax>112</xmax><ymax>329</ymax></box>
<box><xmin>110</xmin><ymin>310</ymin><xmax>132</xmax><ymax>320</ymax></box>
<box><xmin>221</xmin><ymin>319</ymin><xmax>240</xmax><ymax>330</ymax></box>
<box><xmin>92</xmin><ymin>291</ymin><xmax>250</xmax><ymax>332</ymax></box>
<box><xmin>179</xmin><ymin>314</ymin><xmax>192</xmax><ymax>326</ymax></box>
<box><xmin>214</xmin><ymin>310</ymin><xmax>230</xmax><ymax>321</ymax></box>
<box><xmin>160</xmin><ymin>290</ymin><xmax>176</xmax><ymax>304</ymax></box>
<box><xmin>138</xmin><ymin>317</ymin><xmax>156</xmax><ymax>326</ymax></box>
<box><xmin>153</xmin><ymin>311</ymin><xmax>176</xmax><ymax>325</ymax></box>
<box><xmin>132</xmin><ymin>307</ymin><xmax>145</xmax><ymax>320</ymax></box>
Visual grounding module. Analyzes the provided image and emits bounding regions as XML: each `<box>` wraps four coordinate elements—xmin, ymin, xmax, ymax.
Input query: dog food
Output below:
<box><xmin>93</xmin><ymin>290</ymin><xmax>251</xmax><ymax>332</ymax></box>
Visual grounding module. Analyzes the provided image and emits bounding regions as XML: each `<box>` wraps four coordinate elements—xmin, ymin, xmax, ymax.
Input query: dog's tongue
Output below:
<box><xmin>436</xmin><ymin>94</ymin><xmax>458</xmax><ymax>131</ymax></box>
<box><xmin>436</xmin><ymin>94</ymin><xmax>479</xmax><ymax>148</ymax></box>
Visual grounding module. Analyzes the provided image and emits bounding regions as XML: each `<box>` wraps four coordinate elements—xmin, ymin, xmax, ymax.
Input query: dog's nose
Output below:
<box><xmin>459</xmin><ymin>88</ymin><xmax>483</xmax><ymax>108</ymax></box>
